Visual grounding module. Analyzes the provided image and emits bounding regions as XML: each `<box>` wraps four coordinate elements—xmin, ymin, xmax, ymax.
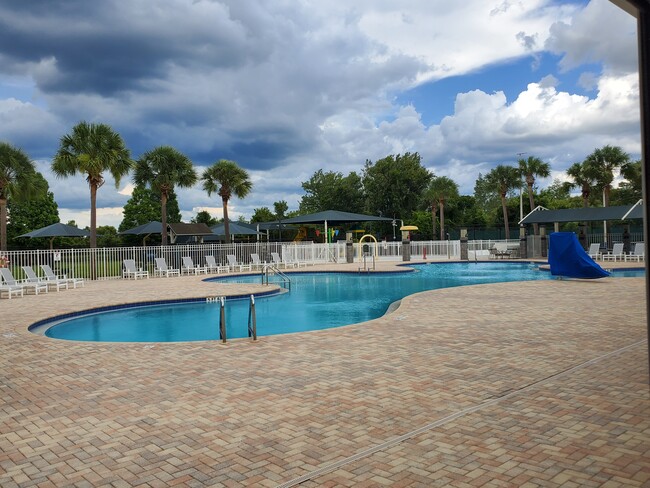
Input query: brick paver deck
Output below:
<box><xmin>1</xmin><ymin>262</ymin><xmax>648</xmax><ymax>487</ymax></box>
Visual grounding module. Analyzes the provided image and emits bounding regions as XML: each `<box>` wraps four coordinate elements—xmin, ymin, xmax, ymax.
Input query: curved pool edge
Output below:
<box><xmin>28</xmin><ymin>287</ymin><xmax>282</xmax><ymax>337</ymax></box>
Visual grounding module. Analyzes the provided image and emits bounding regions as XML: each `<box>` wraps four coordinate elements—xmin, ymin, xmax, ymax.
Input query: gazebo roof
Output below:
<box><xmin>519</xmin><ymin>201</ymin><xmax>643</xmax><ymax>224</ymax></box>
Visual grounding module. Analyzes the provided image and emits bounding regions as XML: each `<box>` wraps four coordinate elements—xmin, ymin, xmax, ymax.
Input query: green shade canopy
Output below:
<box><xmin>19</xmin><ymin>223</ymin><xmax>90</xmax><ymax>238</ymax></box>
<box><xmin>118</xmin><ymin>221</ymin><xmax>163</xmax><ymax>235</ymax></box>
<box><xmin>281</xmin><ymin>210</ymin><xmax>393</xmax><ymax>225</ymax></box>
<box><xmin>519</xmin><ymin>202</ymin><xmax>644</xmax><ymax>225</ymax></box>
<box><xmin>210</xmin><ymin>222</ymin><xmax>263</xmax><ymax>236</ymax></box>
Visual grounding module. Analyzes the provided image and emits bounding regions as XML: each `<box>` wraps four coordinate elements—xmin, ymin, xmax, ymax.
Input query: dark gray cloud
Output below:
<box><xmin>0</xmin><ymin>0</ymin><xmax>641</xmax><ymax>228</ymax></box>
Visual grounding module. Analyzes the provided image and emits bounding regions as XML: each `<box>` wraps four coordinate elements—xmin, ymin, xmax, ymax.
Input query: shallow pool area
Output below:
<box><xmin>38</xmin><ymin>262</ymin><xmax>643</xmax><ymax>342</ymax></box>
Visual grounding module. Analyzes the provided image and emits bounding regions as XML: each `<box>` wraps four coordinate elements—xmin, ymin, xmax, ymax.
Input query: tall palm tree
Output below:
<box><xmin>274</xmin><ymin>200</ymin><xmax>288</xmax><ymax>242</ymax></box>
<box><xmin>565</xmin><ymin>161</ymin><xmax>598</xmax><ymax>207</ymax></box>
<box><xmin>201</xmin><ymin>160</ymin><xmax>252</xmax><ymax>244</ymax></box>
<box><xmin>584</xmin><ymin>145</ymin><xmax>630</xmax><ymax>207</ymax></box>
<box><xmin>517</xmin><ymin>156</ymin><xmax>550</xmax><ymax>235</ymax></box>
<box><xmin>0</xmin><ymin>143</ymin><xmax>46</xmax><ymax>251</ymax></box>
<box><xmin>423</xmin><ymin>176</ymin><xmax>459</xmax><ymax>240</ymax></box>
<box><xmin>52</xmin><ymin>122</ymin><xmax>132</xmax><ymax>248</ymax></box>
<box><xmin>485</xmin><ymin>165</ymin><xmax>520</xmax><ymax>240</ymax></box>
<box><xmin>134</xmin><ymin>146</ymin><xmax>197</xmax><ymax>245</ymax></box>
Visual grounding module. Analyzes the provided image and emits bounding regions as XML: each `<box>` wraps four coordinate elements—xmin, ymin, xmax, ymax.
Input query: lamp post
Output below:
<box><xmin>391</xmin><ymin>219</ymin><xmax>396</xmax><ymax>240</ymax></box>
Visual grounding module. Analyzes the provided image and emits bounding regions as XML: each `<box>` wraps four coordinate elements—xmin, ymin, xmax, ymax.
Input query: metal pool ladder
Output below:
<box><xmin>262</xmin><ymin>264</ymin><xmax>291</xmax><ymax>290</ymax></box>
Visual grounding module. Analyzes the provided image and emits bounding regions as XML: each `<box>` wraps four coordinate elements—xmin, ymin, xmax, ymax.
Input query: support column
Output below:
<box><xmin>519</xmin><ymin>227</ymin><xmax>527</xmax><ymax>259</ymax></box>
<box><xmin>460</xmin><ymin>228</ymin><xmax>468</xmax><ymax>261</ymax></box>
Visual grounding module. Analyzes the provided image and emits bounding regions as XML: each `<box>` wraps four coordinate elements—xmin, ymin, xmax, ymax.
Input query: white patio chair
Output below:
<box><xmin>41</xmin><ymin>264</ymin><xmax>85</xmax><ymax>288</ymax></box>
<box><xmin>625</xmin><ymin>242</ymin><xmax>644</xmax><ymax>262</ymax></box>
<box><xmin>181</xmin><ymin>256</ymin><xmax>208</xmax><ymax>275</ymax></box>
<box><xmin>250</xmin><ymin>253</ymin><xmax>266</xmax><ymax>270</ymax></box>
<box><xmin>603</xmin><ymin>243</ymin><xmax>625</xmax><ymax>261</ymax></box>
<box><xmin>0</xmin><ymin>271</ymin><xmax>24</xmax><ymax>298</ymax></box>
<box><xmin>227</xmin><ymin>254</ymin><xmax>252</xmax><ymax>272</ymax></box>
<box><xmin>587</xmin><ymin>243</ymin><xmax>602</xmax><ymax>260</ymax></box>
<box><xmin>1</xmin><ymin>267</ymin><xmax>48</xmax><ymax>295</ymax></box>
<box><xmin>271</xmin><ymin>252</ymin><xmax>295</xmax><ymax>268</ymax></box>
<box><xmin>205</xmin><ymin>255</ymin><xmax>229</xmax><ymax>274</ymax></box>
<box><xmin>282</xmin><ymin>250</ymin><xmax>307</xmax><ymax>268</ymax></box>
<box><xmin>122</xmin><ymin>259</ymin><xmax>149</xmax><ymax>279</ymax></box>
<box><xmin>153</xmin><ymin>258</ymin><xmax>180</xmax><ymax>277</ymax></box>
<box><xmin>22</xmin><ymin>265</ymin><xmax>68</xmax><ymax>291</ymax></box>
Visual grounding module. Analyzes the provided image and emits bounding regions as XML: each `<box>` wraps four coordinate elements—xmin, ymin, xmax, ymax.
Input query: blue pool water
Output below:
<box><xmin>40</xmin><ymin>263</ymin><xmax>642</xmax><ymax>342</ymax></box>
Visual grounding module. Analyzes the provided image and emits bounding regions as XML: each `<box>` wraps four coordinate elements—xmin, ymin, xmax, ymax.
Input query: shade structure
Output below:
<box><xmin>281</xmin><ymin>210</ymin><xmax>393</xmax><ymax>225</ymax></box>
<box><xmin>519</xmin><ymin>203</ymin><xmax>644</xmax><ymax>225</ymax></box>
<box><xmin>210</xmin><ymin>222</ymin><xmax>263</xmax><ymax>237</ymax></box>
<box><xmin>280</xmin><ymin>210</ymin><xmax>393</xmax><ymax>243</ymax></box>
<box><xmin>119</xmin><ymin>221</ymin><xmax>163</xmax><ymax>246</ymax></box>
<box><xmin>18</xmin><ymin>222</ymin><xmax>90</xmax><ymax>250</ymax></box>
<box><xmin>118</xmin><ymin>221</ymin><xmax>163</xmax><ymax>235</ymax></box>
<box><xmin>19</xmin><ymin>223</ymin><xmax>90</xmax><ymax>239</ymax></box>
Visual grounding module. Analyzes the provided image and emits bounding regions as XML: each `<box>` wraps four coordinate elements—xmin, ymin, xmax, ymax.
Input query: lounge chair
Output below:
<box><xmin>0</xmin><ymin>270</ymin><xmax>24</xmax><ymax>299</ymax></box>
<box><xmin>271</xmin><ymin>252</ymin><xmax>295</xmax><ymax>268</ymax></box>
<box><xmin>489</xmin><ymin>242</ymin><xmax>512</xmax><ymax>259</ymax></box>
<box><xmin>250</xmin><ymin>253</ymin><xmax>266</xmax><ymax>270</ymax></box>
<box><xmin>22</xmin><ymin>265</ymin><xmax>68</xmax><ymax>291</ymax></box>
<box><xmin>603</xmin><ymin>243</ymin><xmax>625</xmax><ymax>261</ymax></box>
<box><xmin>41</xmin><ymin>264</ymin><xmax>85</xmax><ymax>288</ymax></box>
<box><xmin>625</xmin><ymin>242</ymin><xmax>645</xmax><ymax>262</ymax></box>
<box><xmin>587</xmin><ymin>243</ymin><xmax>602</xmax><ymax>260</ymax></box>
<box><xmin>1</xmin><ymin>267</ymin><xmax>48</xmax><ymax>295</ymax></box>
<box><xmin>205</xmin><ymin>255</ymin><xmax>229</xmax><ymax>274</ymax></box>
<box><xmin>181</xmin><ymin>256</ymin><xmax>207</xmax><ymax>275</ymax></box>
<box><xmin>282</xmin><ymin>251</ymin><xmax>308</xmax><ymax>268</ymax></box>
<box><xmin>122</xmin><ymin>259</ymin><xmax>149</xmax><ymax>280</ymax></box>
<box><xmin>227</xmin><ymin>254</ymin><xmax>252</xmax><ymax>272</ymax></box>
<box><xmin>154</xmin><ymin>258</ymin><xmax>180</xmax><ymax>277</ymax></box>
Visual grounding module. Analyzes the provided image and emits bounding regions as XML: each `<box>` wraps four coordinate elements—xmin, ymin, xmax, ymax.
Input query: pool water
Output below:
<box><xmin>40</xmin><ymin>263</ymin><xmax>641</xmax><ymax>342</ymax></box>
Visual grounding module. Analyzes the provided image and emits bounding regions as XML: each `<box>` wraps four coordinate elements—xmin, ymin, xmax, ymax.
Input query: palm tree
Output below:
<box><xmin>134</xmin><ymin>146</ymin><xmax>197</xmax><ymax>245</ymax></box>
<box><xmin>0</xmin><ymin>143</ymin><xmax>47</xmax><ymax>251</ymax></box>
<box><xmin>52</xmin><ymin>122</ymin><xmax>132</xmax><ymax>248</ymax></box>
<box><xmin>517</xmin><ymin>156</ymin><xmax>550</xmax><ymax>235</ymax></box>
<box><xmin>565</xmin><ymin>161</ymin><xmax>598</xmax><ymax>207</ymax></box>
<box><xmin>201</xmin><ymin>160</ymin><xmax>252</xmax><ymax>244</ymax></box>
<box><xmin>274</xmin><ymin>200</ymin><xmax>288</xmax><ymax>242</ymax></box>
<box><xmin>584</xmin><ymin>145</ymin><xmax>630</xmax><ymax>207</ymax></box>
<box><xmin>423</xmin><ymin>176</ymin><xmax>459</xmax><ymax>240</ymax></box>
<box><xmin>485</xmin><ymin>165</ymin><xmax>520</xmax><ymax>240</ymax></box>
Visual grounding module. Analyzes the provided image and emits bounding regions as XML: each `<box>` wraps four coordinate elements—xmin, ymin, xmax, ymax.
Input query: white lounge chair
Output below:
<box><xmin>587</xmin><ymin>243</ymin><xmax>602</xmax><ymax>260</ymax></box>
<box><xmin>41</xmin><ymin>264</ymin><xmax>85</xmax><ymax>288</ymax></box>
<box><xmin>271</xmin><ymin>252</ymin><xmax>295</xmax><ymax>268</ymax></box>
<box><xmin>0</xmin><ymin>271</ymin><xmax>24</xmax><ymax>299</ymax></box>
<box><xmin>22</xmin><ymin>265</ymin><xmax>68</xmax><ymax>291</ymax></box>
<box><xmin>625</xmin><ymin>242</ymin><xmax>645</xmax><ymax>262</ymax></box>
<box><xmin>123</xmin><ymin>259</ymin><xmax>149</xmax><ymax>279</ymax></box>
<box><xmin>250</xmin><ymin>253</ymin><xmax>266</xmax><ymax>270</ymax></box>
<box><xmin>603</xmin><ymin>243</ymin><xmax>625</xmax><ymax>261</ymax></box>
<box><xmin>227</xmin><ymin>254</ymin><xmax>252</xmax><ymax>272</ymax></box>
<box><xmin>154</xmin><ymin>258</ymin><xmax>180</xmax><ymax>277</ymax></box>
<box><xmin>205</xmin><ymin>255</ymin><xmax>229</xmax><ymax>274</ymax></box>
<box><xmin>282</xmin><ymin>250</ymin><xmax>308</xmax><ymax>268</ymax></box>
<box><xmin>182</xmin><ymin>257</ymin><xmax>207</xmax><ymax>275</ymax></box>
<box><xmin>1</xmin><ymin>267</ymin><xmax>48</xmax><ymax>295</ymax></box>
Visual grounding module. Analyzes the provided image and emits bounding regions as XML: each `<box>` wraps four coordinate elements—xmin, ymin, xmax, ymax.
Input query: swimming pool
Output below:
<box><xmin>37</xmin><ymin>263</ymin><xmax>642</xmax><ymax>342</ymax></box>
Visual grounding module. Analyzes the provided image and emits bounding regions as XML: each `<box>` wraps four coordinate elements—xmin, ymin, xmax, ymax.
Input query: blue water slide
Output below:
<box><xmin>548</xmin><ymin>232</ymin><xmax>610</xmax><ymax>279</ymax></box>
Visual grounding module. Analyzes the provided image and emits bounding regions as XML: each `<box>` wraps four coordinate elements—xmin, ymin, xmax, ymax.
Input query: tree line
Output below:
<box><xmin>0</xmin><ymin>118</ymin><xmax>640</xmax><ymax>251</ymax></box>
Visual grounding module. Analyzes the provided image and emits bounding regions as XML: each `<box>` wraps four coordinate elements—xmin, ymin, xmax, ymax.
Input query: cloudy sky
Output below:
<box><xmin>0</xmin><ymin>0</ymin><xmax>640</xmax><ymax>228</ymax></box>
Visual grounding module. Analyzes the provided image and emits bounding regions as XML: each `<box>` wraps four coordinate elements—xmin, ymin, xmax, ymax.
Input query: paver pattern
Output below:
<box><xmin>0</xmin><ymin>261</ymin><xmax>648</xmax><ymax>487</ymax></box>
